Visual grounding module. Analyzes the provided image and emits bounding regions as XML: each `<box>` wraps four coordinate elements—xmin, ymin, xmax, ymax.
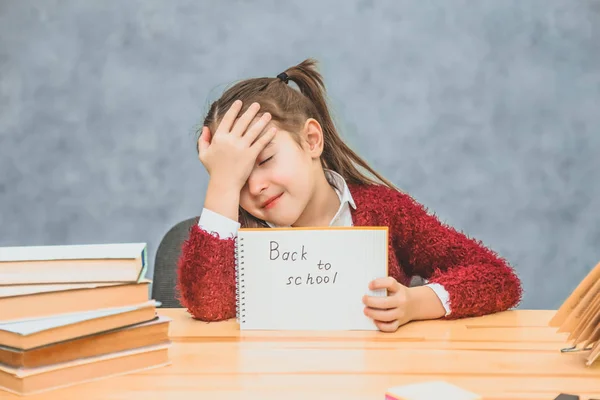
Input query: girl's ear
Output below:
<box><xmin>302</xmin><ymin>118</ymin><xmax>324</xmax><ymax>158</ymax></box>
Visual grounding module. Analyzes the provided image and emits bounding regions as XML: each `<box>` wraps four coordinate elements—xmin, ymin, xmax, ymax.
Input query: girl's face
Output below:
<box><xmin>239</xmin><ymin>119</ymin><xmax>323</xmax><ymax>227</ymax></box>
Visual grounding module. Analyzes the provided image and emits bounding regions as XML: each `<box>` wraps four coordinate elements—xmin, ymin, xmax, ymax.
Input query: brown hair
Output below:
<box><xmin>200</xmin><ymin>58</ymin><xmax>398</xmax><ymax>228</ymax></box>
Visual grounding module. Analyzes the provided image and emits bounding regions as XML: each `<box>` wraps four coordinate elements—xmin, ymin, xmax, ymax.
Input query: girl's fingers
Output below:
<box><xmin>217</xmin><ymin>100</ymin><xmax>244</xmax><ymax>134</ymax></box>
<box><xmin>369</xmin><ymin>277</ymin><xmax>400</xmax><ymax>293</ymax></box>
<box><xmin>231</xmin><ymin>102</ymin><xmax>261</xmax><ymax>136</ymax></box>
<box><xmin>374</xmin><ymin>319</ymin><xmax>400</xmax><ymax>333</ymax></box>
<box><xmin>364</xmin><ymin>306</ymin><xmax>397</xmax><ymax>322</ymax></box>
<box><xmin>362</xmin><ymin>294</ymin><xmax>396</xmax><ymax>310</ymax></box>
<box><xmin>251</xmin><ymin>126</ymin><xmax>277</xmax><ymax>154</ymax></box>
<box><xmin>197</xmin><ymin>126</ymin><xmax>211</xmax><ymax>155</ymax></box>
<box><xmin>244</xmin><ymin>112</ymin><xmax>272</xmax><ymax>144</ymax></box>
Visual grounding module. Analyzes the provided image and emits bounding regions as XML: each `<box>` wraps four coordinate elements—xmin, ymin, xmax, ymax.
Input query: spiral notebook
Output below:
<box><xmin>235</xmin><ymin>227</ymin><xmax>388</xmax><ymax>330</ymax></box>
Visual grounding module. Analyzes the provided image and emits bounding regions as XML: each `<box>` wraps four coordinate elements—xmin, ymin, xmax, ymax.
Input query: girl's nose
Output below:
<box><xmin>247</xmin><ymin>172</ymin><xmax>268</xmax><ymax>196</ymax></box>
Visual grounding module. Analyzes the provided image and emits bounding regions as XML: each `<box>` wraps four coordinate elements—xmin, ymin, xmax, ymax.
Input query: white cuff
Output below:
<box><xmin>424</xmin><ymin>282</ymin><xmax>451</xmax><ymax>316</ymax></box>
<box><xmin>198</xmin><ymin>208</ymin><xmax>240</xmax><ymax>239</ymax></box>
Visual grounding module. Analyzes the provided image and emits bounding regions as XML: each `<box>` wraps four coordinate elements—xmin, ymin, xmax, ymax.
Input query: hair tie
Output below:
<box><xmin>277</xmin><ymin>72</ymin><xmax>289</xmax><ymax>84</ymax></box>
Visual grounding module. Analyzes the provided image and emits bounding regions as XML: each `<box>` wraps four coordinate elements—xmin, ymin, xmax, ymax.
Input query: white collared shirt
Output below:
<box><xmin>198</xmin><ymin>169</ymin><xmax>451</xmax><ymax>316</ymax></box>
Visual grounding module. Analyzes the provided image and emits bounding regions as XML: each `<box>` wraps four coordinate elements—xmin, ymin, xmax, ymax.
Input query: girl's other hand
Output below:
<box><xmin>198</xmin><ymin>100</ymin><xmax>277</xmax><ymax>191</ymax></box>
<box><xmin>362</xmin><ymin>277</ymin><xmax>415</xmax><ymax>332</ymax></box>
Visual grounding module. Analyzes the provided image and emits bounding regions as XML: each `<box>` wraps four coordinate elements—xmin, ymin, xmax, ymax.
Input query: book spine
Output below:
<box><xmin>136</xmin><ymin>245</ymin><xmax>148</xmax><ymax>283</ymax></box>
<box><xmin>234</xmin><ymin>236</ymin><xmax>246</xmax><ymax>324</ymax></box>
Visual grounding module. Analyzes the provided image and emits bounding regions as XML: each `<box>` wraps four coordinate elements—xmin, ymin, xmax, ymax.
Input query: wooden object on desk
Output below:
<box><xmin>0</xmin><ymin>309</ymin><xmax>597</xmax><ymax>400</ymax></box>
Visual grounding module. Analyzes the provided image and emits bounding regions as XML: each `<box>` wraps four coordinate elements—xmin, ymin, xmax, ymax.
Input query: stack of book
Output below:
<box><xmin>0</xmin><ymin>243</ymin><xmax>171</xmax><ymax>396</ymax></box>
<box><xmin>550</xmin><ymin>260</ymin><xmax>600</xmax><ymax>366</ymax></box>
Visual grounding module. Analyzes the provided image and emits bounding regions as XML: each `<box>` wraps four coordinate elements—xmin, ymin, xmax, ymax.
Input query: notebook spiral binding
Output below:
<box><xmin>234</xmin><ymin>236</ymin><xmax>245</xmax><ymax>324</ymax></box>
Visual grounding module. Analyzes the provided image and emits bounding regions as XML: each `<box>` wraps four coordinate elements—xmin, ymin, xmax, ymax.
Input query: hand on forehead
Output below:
<box><xmin>246</xmin><ymin>115</ymin><xmax>278</xmax><ymax>141</ymax></box>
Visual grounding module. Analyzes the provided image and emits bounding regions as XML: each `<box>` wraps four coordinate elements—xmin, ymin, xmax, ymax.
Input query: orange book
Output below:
<box><xmin>0</xmin><ymin>243</ymin><xmax>148</xmax><ymax>285</ymax></box>
<box><xmin>0</xmin><ymin>342</ymin><xmax>170</xmax><ymax>396</ymax></box>
<box><xmin>0</xmin><ymin>280</ymin><xmax>151</xmax><ymax>322</ymax></box>
<box><xmin>0</xmin><ymin>315</ymin><xmax>170</xmax><ymax>368</ymax></box>
<box><xmin>550</xmin><ymin>261</ymin><xmax>600</xmax><ymax>366</ymax></box>
<box><xmin>550</xmin><ymin>261</ymin><xmax>600</xmax><ymax>327</ymax></box>
<box><xmin>0</xmin><ymin>301</ymin><xmax>158</xmax><ymax>350</ymax></box>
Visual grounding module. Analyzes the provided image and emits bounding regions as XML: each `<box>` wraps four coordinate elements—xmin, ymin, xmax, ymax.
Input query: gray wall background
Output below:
<box><xmin>1</xmin><ymin>0</ymin><xmax>599</xmax><ymax>310</ymax></box>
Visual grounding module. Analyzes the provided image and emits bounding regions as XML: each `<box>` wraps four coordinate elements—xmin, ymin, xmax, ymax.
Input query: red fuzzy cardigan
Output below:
<box><xmin>176</xmin><ymin>183</ymin><xmax>522</xmax><ymax>322</ymax></box>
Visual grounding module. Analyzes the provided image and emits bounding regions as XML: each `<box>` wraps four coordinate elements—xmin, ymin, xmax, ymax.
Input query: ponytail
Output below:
<box><xmin>279</xmin><ymin>59</ymin><xmax>398</xmax><ymax>190</ymax></box>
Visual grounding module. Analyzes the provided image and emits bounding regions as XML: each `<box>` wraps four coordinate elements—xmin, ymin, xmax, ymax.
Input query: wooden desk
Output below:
<box><xmin>1</xmin><ymin>309</ymin><xmax>599</xmax><ymax>400</ymax></box>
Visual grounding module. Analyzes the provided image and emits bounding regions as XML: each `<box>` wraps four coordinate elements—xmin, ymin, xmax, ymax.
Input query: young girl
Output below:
<box><xmin>176</xmin><ymin>58</ymin><xmax>522</xmax><ymax>332</ymax></box>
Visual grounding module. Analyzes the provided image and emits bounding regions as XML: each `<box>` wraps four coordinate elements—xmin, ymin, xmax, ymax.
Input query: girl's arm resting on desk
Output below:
<box><xmin>392</xmin><ymin>190</ymin><xmax>523</xmax><ymax>320</ymax></box>
<box><xmin>176</xmin><ymin>209</ymin><xmax>239</xmax><ymax>322</ymax></box>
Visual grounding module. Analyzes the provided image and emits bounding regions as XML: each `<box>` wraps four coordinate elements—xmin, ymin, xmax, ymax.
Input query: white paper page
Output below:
<box><xmin>0</xmin><ymin>300</ymin><xmax>157</xmax><ymax>335</ymax></box>
<box><xmin>0</xmin><ymin>282</ymin><xmax>121</xmax><ymax>298</ymax></box>
<box><xmin>0</xmin><ymin>242</ymin><xmax>147</xmax><ymax>262</ymax></box>
<box><xmin>237</xmin><ymin>228</ymin><xmax>388</xmax><ymax>331</ymax></box>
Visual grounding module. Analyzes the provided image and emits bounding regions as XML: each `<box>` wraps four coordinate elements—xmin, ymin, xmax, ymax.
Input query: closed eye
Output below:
<box><xmin>259</xmin><ymin>156</ymin><xmax>273</xmax><ymax>166</ymax></box>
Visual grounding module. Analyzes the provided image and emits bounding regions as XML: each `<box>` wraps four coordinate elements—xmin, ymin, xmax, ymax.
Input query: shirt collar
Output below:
<box><xmin>325</xmin><ymin>169</ymin><xmax>357</xmax><ymax>210</ymax></box>
<box><xmin>265</xmin><ymin>169</ymin><xmax>356</xmax><ymax>228</ymax></box>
